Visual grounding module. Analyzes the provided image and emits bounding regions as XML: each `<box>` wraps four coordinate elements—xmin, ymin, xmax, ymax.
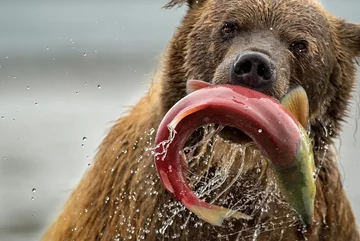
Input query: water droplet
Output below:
<box><xmin>27</xmin><ymin>86</ymin><xmax>30</xmax><ymax>90</ymax></box>
<box><xmin>13</xmin><ymin>76</ymin><xmax>16</xmax><ymax>79</ymax></box>
<box><xmin>258</xmin><ymin>129</ymin><xmax>263</xmax><ymax>133</ymax></box>
<box><xmin>105</xmin><ymin>196</ymin><xmax>110</xmax><ymax>201</ymax></box>
<box><xmin>81</xmin><ymin>144</ymin><xmax>84</xmax><ymax>147</ymax></box>
<box><xmin>76</xmin><ymin>91</ymin><xmax>79</xmax><ymax>94</ymax></box>
<box><xmin>35</xmin><ymin>102</ymin><xmax>38</xmax><ymax>106</ymax></box>
<box><xmin>31</xmin><ymin>197</ymin><xmax>34</xmax><ymax>200</ymax></box>
<box><xmin>45</xmin><ymin>47</ymin><xmax>49</xmax><ymax>51</ymax></box>
<box><xmin>83</xmin><ymin>53</ymin><xmax>87</xmax><ymax>57</ymax></box>
<box><xmin>1</xmin><ymin>116</ymin><xmax>4</xmax><ymax>120</ymax></box>
<box><xmin>88</xmin><ymin>163</ymin><xmax>91</xmax><ymax>166</ymax></box>
<box><xmin>149</xmin><ymin>128</ymin><xmax>155</xmax><ymax>135</ymax></box>
<box><xmin>32</xmin><ymin>188</ymin><xmax>36</xmax><ymax>193</ymax></box>
<box><xmin>84</xmin><ymin>82</ymin><xmax>88</xmax><ymax>85</ymax></box>
<box><xmin>82</xmin><ymin>137</ymin><xmax>87</xmax><ymax>141</ymax></box>
<box><xmin>97</xmin><ymin>85</ymin><xmax>102</xmax><ymax>89</ymax></box>
<box><xmin>84</xmin><ymin>208</ymin><xmax>88</xmax><ymax>213</ymax></box>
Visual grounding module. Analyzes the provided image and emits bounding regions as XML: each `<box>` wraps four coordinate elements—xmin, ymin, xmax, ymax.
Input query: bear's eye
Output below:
<box><xmin>289</xmin><ymin>40</ymin><xmax>308</xmax><ymax>54</ymax></box>
<box><xmin>221</xmin><ymin>21</ymin><xmax>237</xmax><ymax>36</ymax></box>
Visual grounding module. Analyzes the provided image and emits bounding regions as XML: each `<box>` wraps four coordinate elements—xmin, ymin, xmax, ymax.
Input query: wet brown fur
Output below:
<box><xmin>43</xmin><ymin>0</ymin><xmax>360</xmax><ymax>240</ymax></box>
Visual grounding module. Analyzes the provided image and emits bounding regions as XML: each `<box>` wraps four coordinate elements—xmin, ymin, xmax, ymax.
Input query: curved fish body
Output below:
<box><xmin>154</xmin><ymin>80</ymin><xmax>315</xmax><ymax>227</ymax></box>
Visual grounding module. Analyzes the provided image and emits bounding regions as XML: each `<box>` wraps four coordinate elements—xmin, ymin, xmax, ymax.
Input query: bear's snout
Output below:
<box><xmin>231</xmin><ymin>51</ymin><xmax>276</xmax><ymax>90</ymax></box>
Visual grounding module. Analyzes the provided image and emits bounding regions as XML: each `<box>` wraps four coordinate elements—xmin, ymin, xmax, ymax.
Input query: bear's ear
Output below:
<box><xmin>164</xmin><ymin>0</ymin><xmax>205</xmax><ymax>9</ymax></box>
<box><xmin>336</xmin><ymin>20</ymin><xmax>360</xmax><ymax>57</ymax></box>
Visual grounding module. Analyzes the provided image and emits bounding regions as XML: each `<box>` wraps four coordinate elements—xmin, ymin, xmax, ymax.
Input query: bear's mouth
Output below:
<box><xmin>186</xmin><ymin>79</ymin><xmax>310</xmax><ymax>145</ymax></box>
<box><xmin>218</xmin><ymin>126</ymin><xmax>252</xmax><ymax>144</ymax></box>
<box><xmin>186</xmin><ymin>80</ymin><xmax>272</xmax><ymax>145</ymax></box>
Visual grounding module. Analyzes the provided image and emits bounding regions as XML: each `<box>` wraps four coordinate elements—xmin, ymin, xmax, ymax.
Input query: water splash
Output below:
<box><xmin>148</xmin><ymin>124</ymin><xmax>299</xmax><ymax>239</ymax></box>
<box><xmin>152</xmin><ymin>125</ymin><xmax>177</xmax><ymax>161</ymax></box>
<box><xmin>313</xmin><ymin>121</ymin><xmax>330</xmax><ymax>180</ymax></box>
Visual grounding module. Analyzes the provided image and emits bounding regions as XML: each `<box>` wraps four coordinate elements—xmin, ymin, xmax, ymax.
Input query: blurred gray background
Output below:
<box><xmin>0</xmin><ymin>1</ymin><xmax>358</xmax><ymax>240</ymax></box>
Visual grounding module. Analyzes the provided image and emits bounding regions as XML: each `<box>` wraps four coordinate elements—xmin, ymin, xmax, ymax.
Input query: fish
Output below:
<box><xmin>154</xmin><ymin>79</ymin><xmax>316</xmax><ymax>227</ymax></box>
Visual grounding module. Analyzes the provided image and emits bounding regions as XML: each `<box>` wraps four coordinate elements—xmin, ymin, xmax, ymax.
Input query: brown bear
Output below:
<box><xmin>42</xmin><ymin>0</ymin><xmax>360</xmax><ymax>240</ymax></box>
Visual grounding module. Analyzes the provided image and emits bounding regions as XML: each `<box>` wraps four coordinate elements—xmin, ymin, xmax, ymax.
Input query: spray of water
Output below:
<box><xmin>148</xmin><ymin>125</ymin><xmax>305</xmax><ymax>240</ymax></box>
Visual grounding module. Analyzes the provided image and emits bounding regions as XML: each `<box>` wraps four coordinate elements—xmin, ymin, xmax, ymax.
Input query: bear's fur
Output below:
<box><xmin>43</xmin><ymin>0</ymin><xmax>360</xmax><ymax>240</ymax></box>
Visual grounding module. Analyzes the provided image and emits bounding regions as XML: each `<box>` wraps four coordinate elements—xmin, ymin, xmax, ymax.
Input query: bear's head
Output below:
<box><xmin>161</xmin><ymin>0</ymin><xmax>360</xmax><ymax>146</ymax></box>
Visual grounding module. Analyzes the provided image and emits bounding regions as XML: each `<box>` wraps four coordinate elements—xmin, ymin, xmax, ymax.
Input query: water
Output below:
<box><xmin>150</xmin><ymin>123</ymin><xmax>301</xmax><ymax>238</ymax></box>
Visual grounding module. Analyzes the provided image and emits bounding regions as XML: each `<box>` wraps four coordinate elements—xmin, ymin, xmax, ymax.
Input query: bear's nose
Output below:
<box><xmin>231</xmin><ymin>51</ymin><xmax>276</xmax><ymax>90</ymax></box>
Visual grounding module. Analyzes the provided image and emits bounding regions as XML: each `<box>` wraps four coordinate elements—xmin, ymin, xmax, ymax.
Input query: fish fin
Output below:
<box><xmin>187</xmin><ymin>204</ymin><xmax>252</xmax><ymax>226</ymax></box>
<box><xmin>186</xmin><ymin>80</ymin><xmax>213</xmax><ymax>94</ymax></box>
<box><xmin>281</xmin><ymin>86</ymin><xmax>309</xmax><ymax>129</ymax></box>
